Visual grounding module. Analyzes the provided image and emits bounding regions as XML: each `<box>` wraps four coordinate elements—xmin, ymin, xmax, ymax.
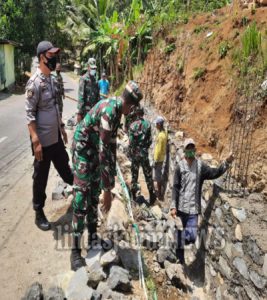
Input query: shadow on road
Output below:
<box><xmin>51</xmin><ymin>204</ymin><xmax>73</xmax><ymax>241</ymax></box>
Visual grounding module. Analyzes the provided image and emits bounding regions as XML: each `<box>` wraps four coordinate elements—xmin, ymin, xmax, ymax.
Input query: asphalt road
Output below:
<box><xmin>0</xmin><ymin>72</ymin><xmax>78</xmax><ymax>199</ymax></box>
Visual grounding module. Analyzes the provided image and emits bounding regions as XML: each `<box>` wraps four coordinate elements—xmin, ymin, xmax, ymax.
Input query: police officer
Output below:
<box><xmin>70</xmin><ymin>81</ymin><xmax>143</xmax><ymax>271</ymax></box>
<box><xmin>25</xmin><ymin>41</ymin><xmax>73</xmax><ymax>231</ymax></box>
<box><xmin>55</xmin><ymin>63</ymin><xmax>65</xmax><ymax>117</ymax></box>
<box><xmin>77</xmin><ymin>57</ymin><xmax>100</xmax><ymax>123</ymax></box>
<box><xmin>128</xmin><ymin>107</ymin><xmax>156</xmax><ymax>205</ymax></box>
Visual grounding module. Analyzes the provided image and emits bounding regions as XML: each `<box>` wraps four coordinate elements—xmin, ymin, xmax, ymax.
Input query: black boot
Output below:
<box><xmin>88</xmin><ymin>223</ymin><xmax>113</xmax><ymax>251</ymax></box>
<box><xmin>70</xmin><ymin>234</ymin><xmax>86</xmax><ymax>271</ymax></box>
<box><xmin>35</xmin><ymin>209</ymin><xmax>51</xmax><ymax>231</ymax></box>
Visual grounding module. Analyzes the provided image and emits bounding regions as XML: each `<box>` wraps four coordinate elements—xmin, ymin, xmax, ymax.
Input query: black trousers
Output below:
<box><xmin>32</xmin><ymin>137</ymin><xmax>73</xmax><ymax>211</ymax></box>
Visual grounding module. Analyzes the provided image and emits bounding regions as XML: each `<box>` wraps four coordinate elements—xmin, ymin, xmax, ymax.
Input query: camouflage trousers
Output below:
<box><xmin>131</xmin><ymin>154</ymin><xmax>154</xmax><ymax>194</ymax></box>
<box><xmin>58</xmin><ymin>96</ymin><xmax>63</xmax><ymax>117</ymax></box>
<box><xmin>72</xmin><ymin>150</ymin><xmax>101</xmax><ymax>235</ymax></box>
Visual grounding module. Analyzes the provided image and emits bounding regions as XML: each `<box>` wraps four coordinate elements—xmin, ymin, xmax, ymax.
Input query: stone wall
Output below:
<box><xmin>202</xmin><ymin>183</ymin><xmax>267</xmax><ymax>300</ymax></box>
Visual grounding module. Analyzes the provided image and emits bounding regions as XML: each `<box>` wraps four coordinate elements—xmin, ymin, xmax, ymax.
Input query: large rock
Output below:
<box><xmin>232</xmin><ymin>243</ymin><xmax>244</xmax><ymax>258</ymax></box>
<box><xmin>106</xmin><ymin>198</ymin><xmax>128</xmax><ymax>233</ymax></box>
<box><xmin>100</xmin><ymin>249</ymin><xmax>119</xmax><ymax>267</ymax></box>
<box><xmin>156</xmin><ymin>246</ymin><xmax>177</xmax><ymax>266</ymax></box>
<box><xmin>87</xmin><ymin>261</ymin><xmax>107</xmax><ymax>289</ymax></box>
<box><xmin>86</xmin><ymin>248</ymin><xmax>103</xmax><ymax>269</ymax></box>
<box><xmin>117</xmin><ymin>240</ymin><xmax>139</xmax><ymax>271</ymax></box>
<box><xmin>164</xmin><ymin>261</ymin><xmax>189</xmax><ymax>291</ymax></box>
<box><xmin>231</xmin><ymin>207</ymin><xmax>247</xmax><ymax>222</ymax></box>
<box><xmin>244</xmin><ymin>237</ymin><xmax>263</xmax><ymax>266</ymax></box>
<box><xmin>218</xmin><ymin>256</ymin><xmax>232</xmax><ymax>280</ymax></box>
<box><xmin>66</xmin><ymin>267</ymin><xmax>93</xmax><ymax>300</ymax></box>
<box><xmin>22</xmin><ymin>282</ymin><xmax>43</xmax><ymax>300</ymax></box>
<box><xmin>44</xmin><ymin>287</ymin><xmax>65</xmax><ymax>300</ymax></box>
<box><xmin>233</xmin><ymin>257</ymin><xmax>249</xmax><ymax>280</ymax></box>
<box><xmin>141</xmin><ymin>231</ymin><xmax>163</xmax><ymax>250</ymax></box>
<box><xmin>235</xmin><ymin>224</ymin><xmax>243</xmax><ymax>241</ymax></box>
<box><xmin>107</xmin><ymin>265</ymin><xmax>132</xmax><ymax>292</ymax></box>
<box><xmin>249</xmin><ymin>270</ymin><xmax>267</xmax><ymax>290</ymax></box>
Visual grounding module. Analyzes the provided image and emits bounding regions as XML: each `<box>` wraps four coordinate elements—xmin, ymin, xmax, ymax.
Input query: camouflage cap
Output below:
<box><xmin>125</xmin><ymin>80</ymin><xmax>143</xmax><ymax>103</ymax></box>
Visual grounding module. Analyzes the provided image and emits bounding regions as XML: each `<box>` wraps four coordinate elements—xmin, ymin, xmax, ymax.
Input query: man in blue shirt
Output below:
<box><xmin>98</xmin><ymin>73</ymin><xmax>110</xmax><ymax>99</ymax></box>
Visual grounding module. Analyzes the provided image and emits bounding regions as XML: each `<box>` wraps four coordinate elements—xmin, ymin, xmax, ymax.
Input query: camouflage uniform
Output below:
<box><xmin>124</xmin><ymin>109</ymin><xmax>138</xmax><ymax>133</ymax></box>
<box><xmin>128</xmin><ymin>117</ymin><xmax>154</xmax><ymax>196</ymax></box>
<box><xmin>77</xmin><ymin>72</ymin><xmax>100</xmax><ymax>119</ymax></box>
<box><xmin>55</xmin><ymin>73</ymin><xmax>65</xmax><ymax>117</ymax></box>
<box><xmin>72</xmin><ymin>97</ymin><xmax>122</xmax><ymax>235</ymax></box>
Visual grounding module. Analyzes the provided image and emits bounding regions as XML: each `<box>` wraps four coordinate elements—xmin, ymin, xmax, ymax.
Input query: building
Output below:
<box><xmin>0</xmin><ymin>40</ymin><xmax>20</xmax><ymax>91</ymax></box>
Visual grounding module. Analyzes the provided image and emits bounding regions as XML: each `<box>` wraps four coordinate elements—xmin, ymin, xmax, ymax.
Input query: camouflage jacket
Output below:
<box><xmin>124</xmin><ymin>109</ymin><xmax>137</xmax><ymax>133</ymax></box>
<box><xmin>128</xmin><ymin>117</ymin><xmax>152</xmax><ymax>157</ymax></box>
<box><xmin>77</xmin><ymin>72</ymin><xmax>100</xmax><ymax>117</ymax></box>
<box><xmin>56</xmin><ymin>73</ymin><xmax>64</xmax><ymax>98</ymax></box>
<box><xmin>73</xmin><ymin>97</ymin><xmax>122</xmax><ymax>191</ymax></box>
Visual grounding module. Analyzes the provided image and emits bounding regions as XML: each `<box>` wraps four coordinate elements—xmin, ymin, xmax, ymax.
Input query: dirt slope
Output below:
<box><xmin>140</xmin><ymin>6</ymin><xmax>267</xmax><ymax>190</ymax></box>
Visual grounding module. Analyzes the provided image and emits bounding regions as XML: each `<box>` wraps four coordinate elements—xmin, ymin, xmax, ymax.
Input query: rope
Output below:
<box><xmin>116</xmin><ymin>162</ymin><xmax>149</xmax><ymax>300</ymax></box>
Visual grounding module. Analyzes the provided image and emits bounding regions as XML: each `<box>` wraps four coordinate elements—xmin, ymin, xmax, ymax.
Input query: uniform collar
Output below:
<box><xmin>37</xmin><ymin>68</ymin><xmax>51</xmax><ymax>81</ymax></box>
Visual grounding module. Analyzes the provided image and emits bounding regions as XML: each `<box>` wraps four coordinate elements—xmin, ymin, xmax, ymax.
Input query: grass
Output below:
<box><xmin>242</xmin><ymin>22</ymin><xmax>262</xmax><ymax>59</ymax></box>
<box><xmin>176</xmin><ymin>57</ymin><xmax>184</xmax><ymax>74</ymax></box>
<box><xmin>164</xmin><ymin>43</ymin><xmax>176</xmax><ymax>54</ymax></box>
<box><xmin>193</xmin><ymin>67</ymin><xmax>206</xmax><ymax>80</ymax></box>
<box><xmin>193</xmin><ymin>25</ymin><xmax>208</xmax><ymax>34</ymax></box>
<box><xmin>218</xmin><ymin>41</ymin><xmax>230</xmax><ymax>59</ymax></box>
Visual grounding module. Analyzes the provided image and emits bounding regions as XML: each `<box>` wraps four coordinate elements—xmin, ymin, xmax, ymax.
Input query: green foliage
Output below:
<box><xmin>242</xmin><ymin>22</ymin><xmax>262</xmax><ymax>60</ymax></box>
<box><xmin>193</xmin><ymin>67</ymin><xmax>206</xmax><ymax>80</ymax></box>
<box><xmin>219</xmin><ymin>41</ymin><xmax>230</xmax><ymax>59</ymax></box>
<box><xmin>194</xmin><ymin>25</ymin><xmax>208</xmax><ymax>34</ymax></box>
<box><xmin>164</xmin><ymin>43</ymin><xmax>176</xmax><ymax>54</ymax></box>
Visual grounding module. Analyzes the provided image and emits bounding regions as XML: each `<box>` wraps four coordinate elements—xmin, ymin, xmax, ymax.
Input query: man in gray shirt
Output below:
<box><xmin>170</xmin><ymin>138</ymin><xmax>234</xmax><ymax>264</ymax></box>
<box><xmin>25</xmin><ymin>41</ymin><xmax>73</xmax><ymax>231</ymax></box>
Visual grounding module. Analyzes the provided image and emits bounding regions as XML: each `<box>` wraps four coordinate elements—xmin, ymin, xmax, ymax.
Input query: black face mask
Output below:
<box><xmin>44</xmin><ymin>55</ymin><xmax>57</xmax><ymax>71</ymax></box>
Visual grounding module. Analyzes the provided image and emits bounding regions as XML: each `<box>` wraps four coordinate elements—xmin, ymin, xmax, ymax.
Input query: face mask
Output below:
<box><xmin>56</xmin><ymin>70</ymin><xmax>60</xmax><ymax>75</ymax></box>
<box><xmin>44</xmin><ymin>55</ymin><xmax>57</xmax><ymax>71</ymax></box>
<box><xmin>185</xmin><ymin>149</ymin><xmax>196</xmax><ymax>158</ymax></box>
<box><xmin>90</xmin><ymin>69</ymin><xmax>96</xmax><ymax>76</ymax></box>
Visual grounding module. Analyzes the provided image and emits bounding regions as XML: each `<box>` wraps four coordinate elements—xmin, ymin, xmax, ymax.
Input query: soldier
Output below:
<box><xmin>25</xmin><ymin>41</ymin><xmax>73</xmax><ymax>231</ymax></box>
<box><xmin>55</xmin><ymin>63</ymin><xmax>65</xmax><ymax>117</ymax></box>
<box><xmin>124</xmin><ymin>108</ymin><xmax>138</xmax><ymax>134</ymax></box>
<box><xmin>70</xmin><ymin>81</ymin><xmax>143</xmax><ymax>271</ymax></box>
<box><xmin>77</xmin><ymin>57</ymin><xmax>100</xmax><ymax>123</ymax></box>
<box><xmin>128</xmin><ymin>107</ymin><xmax>156</xmax><ymax>205</ymax></box>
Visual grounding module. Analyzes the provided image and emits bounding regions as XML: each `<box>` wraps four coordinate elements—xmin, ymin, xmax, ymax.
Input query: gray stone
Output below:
<box><xmin>107</xmin><ymin>265</ymin><xmax>132</xmax><ymax>292</ymax></box>
<box><xmin>210</xmin><ymin>264</ymin><xmax>217</xmax><ymax>277</ymax></box>
<box><xmin>52</xmin><ymin>185</ymin><xmax>64</xmax><ymax>200</ymax></box>
<box><xmin>263</xmin><ymin>254</ymin><xmax>267</xmax><ymax>277</ymax></box>
<box><xmin>244</xmin><ymin>286</ymin><xmax>260</xmax><ymax>300</ymax></box>
<box><xmin>233</xmin><ymin>257</ymin><xmax>249</xmax><ymax>280</ymax></box>
<box><xmin>244</xmin><ymin>237</ymin><xmax>263</xmax><ymax>266</ymax></box>
<box><xmin>249</xmin><ymin>270</ymin><xmax>267</xmax><ymax>290</ymax></box>
<box><xmin>86</xmin><ymin>248</ymin><xmax>103</xmax><ymax>269</ymax></box>
<box><xmin>91</xmin><ymin>290</ymin><xmax>102</xmax><ymax>300</ymax></box>
<box><xmin>253</xmin><ymin>181</ymin><xmax>265</xmax><ymax>193</ymax></box>
<box><xmin>164</xmin><ymin>261</ymin><xmax>189</xmax><ymax>290</ymax></box>
<box><xmin>107</xmin><ymin>198</ymin><xmax>128</xmax><ymax>232</ymax></box>
<box><xmin>66</xmin><ymin>267</ymin><xmax>93</xmax><ymax>300</ymax></box>
<box><xmin>232</xmin><ymin>243</ymin><xmax>244</xmax><ymax>258</ymax></box>
<box><xmin>143</xmin><ymin>222</ymin><xmax>154</xmax><ymax>233</ymax></box>
<box><xmin>141</xmin><ymin>231</ymin><xmax>163</xmax><ymax>250</ymax></box>
<box><xmin>219</xmin><ymin>256</ymin><xmax>232</xmax><ymax>280</ymax></box>
<box><xmin>87</xmin><ymin>261</ymin><xmax>107</xmax><ymax>289</ymax></box>
<box><xmin>235</xmin><ymin>224</ymin><xmax>243</xmax><ymax>241</ymax></box>
<box><xmin>44</xmin><ymin>286</ymin><xmax>65</xmax><ymax>300</ymax></box>
<box><xmin>23</xmin><ymin>282</ymin><xmax>43</xmax><ymax>300</ymax></box>
<box><xmin>224</xmin><ymin>242</ymin><xmax>232</xmax><ymax>259</ymax></box>
<box><xmin>224</xmin><ymin>203</ymin><xmax>230</xmax><ymax>211</ymax></box>
<box><xmin>231</xmin><ymin>207</ymin><xmax>247</xmax><ymax>222</ymax></box>
<box><xmin>117</xmin><ymin>240</ymin><xmax>139</xmax><ymax>271</ymax></box>
<box><xmin>96</xmin><ymin>282</ymin><xmax>113</xmax><ymax>299</ymax></box>
<box><xmin>215</xmin><ymin>207</ymin><xmax>222</xmax><ymax>221</ymax></box>
<box><xmin>100</xmin><ymin>249</ymin><xmax>119</xmax><ymax>267</ymax></box>
<box><xmin>156</xmin><ymin>246</ymin><xmax>177</xmax><ymax>265</ymax></box>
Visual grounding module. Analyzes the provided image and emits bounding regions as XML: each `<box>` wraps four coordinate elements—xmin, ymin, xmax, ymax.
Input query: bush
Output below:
<box><xmin>242</xmin><ymin>22</ymin><xmax>262</xmax><ymax>59</ymax></box>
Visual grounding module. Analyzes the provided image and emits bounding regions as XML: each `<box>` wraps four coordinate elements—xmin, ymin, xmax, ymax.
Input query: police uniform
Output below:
<box><xmin>25</xmin><ymin>68</ymin><xmax>73</xmax><ymax>211</ymax></box>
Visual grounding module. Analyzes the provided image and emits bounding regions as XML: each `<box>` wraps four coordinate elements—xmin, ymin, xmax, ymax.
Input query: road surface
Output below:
<box><xmin>0</xmin><ymin>73</ymin><xmax>78</xmax><ymax>299</ymax></box>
